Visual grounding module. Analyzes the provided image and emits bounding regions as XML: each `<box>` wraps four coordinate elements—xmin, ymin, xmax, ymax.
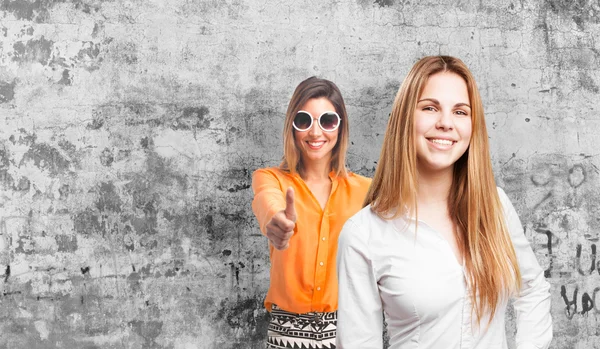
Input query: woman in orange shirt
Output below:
<box><xmin>252</xmin><ymin>77</ymin><xmax>371</xmax><ymax>349</ymax></box>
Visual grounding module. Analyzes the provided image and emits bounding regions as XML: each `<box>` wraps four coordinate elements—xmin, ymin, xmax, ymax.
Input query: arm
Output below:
<box><xmin>252</xmin><ymin>169</ymin><xmax>296</xmax><ymax>249</ymax></box>
<box><xmin>252</xmin><ymin>169</ymin><xmax>285</xmax><ymax>234</ymax></box>
<box><xmin>337</xmin><ymin>219</ymin><xmax>383</xmax><ymax>348</ymax></box>
<box><xmin>499</xmin><ymin>188</ymin><xmax>553</xmax><ymax>349</ymax></box>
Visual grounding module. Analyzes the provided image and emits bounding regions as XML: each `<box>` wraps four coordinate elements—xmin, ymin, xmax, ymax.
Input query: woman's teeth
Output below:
<box><xmin>430</xmin><ymin>139</ymin><xmax>453</xmax><ymax>146</ymax></box>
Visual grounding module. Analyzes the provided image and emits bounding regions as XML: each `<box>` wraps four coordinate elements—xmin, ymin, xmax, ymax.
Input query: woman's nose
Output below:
<box><xmin>308</xmin><ymin>118</ymin><xmax>322</xmax><ymax>135</ymax></box>
<box><xmin>436</xmin><ymin>111</ymin><xmax>454</xmax><ymax>130</ymax></box>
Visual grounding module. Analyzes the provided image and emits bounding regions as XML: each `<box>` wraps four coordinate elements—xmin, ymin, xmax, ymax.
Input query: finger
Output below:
<box><xmin>269</xmin><ymin>236</ymin><xmax>290</xmax><ymax>250</ymax></box>
<box><xmin>267</xmin><ymin>220</ymin><xmax>286</xmax><ymax>238</ymax></box>
<box><xmin>271</xmin><ymin>212</ymin><xmax>295</xmax><ymax>232</ymax></box>
<box><xmin>269</xmin><ymin>235</ymin><xmax>283</xmax><ymax>247</ymax></box>
<box><xmin>284</xmin><ymin>187</ymin><xmax>297</xmax><ymax>222</ymax></box>
<box><xmin>277</xmin><ymin>219</ymin><xmax>296</xmax><ymax>233</ymax></box>
<box><xmin>266</xmin><ymin>215</ymin><xmax>295</xmax><ymax>237</ymax></box>
<box><xmin>272</xmin><ymin>242</ymin><xmax>289</xmax><ymax>250</ymax></box>
<box><xmin>267</xmin><ymin>225</ymin><xmax>294</xmax><ymax>242</ymax></box>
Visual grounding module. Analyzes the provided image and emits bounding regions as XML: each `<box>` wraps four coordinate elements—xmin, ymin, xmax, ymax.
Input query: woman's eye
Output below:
<box><xmin>423</xmin><ymin>106</ymin><xmax>436</xmax><ymax>112</ymax></box>
<box><xmin>455</xmin><ymin>110</ymin><xmax>468</xmax><ymax>116</ymax></box>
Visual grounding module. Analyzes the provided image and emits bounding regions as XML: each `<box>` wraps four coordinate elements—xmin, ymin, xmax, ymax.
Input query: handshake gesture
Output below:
<box><xmin>266</xmin><ymin>188</ymin><xmax>297</xmax><ymax>250</ymax></box>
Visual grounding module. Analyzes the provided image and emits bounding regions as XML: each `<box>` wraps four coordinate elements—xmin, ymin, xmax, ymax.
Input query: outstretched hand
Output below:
<box><xmin>265</xmin><ymin>187</ymin><xmax>297</xmax><ymax>250</ymax></box>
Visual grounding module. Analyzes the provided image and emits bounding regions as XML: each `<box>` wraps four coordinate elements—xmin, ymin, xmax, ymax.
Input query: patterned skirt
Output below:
<box><xmin>266</xmin><ymin>304</ymin><xmax>337</xmax><ymax>349</ymax></box>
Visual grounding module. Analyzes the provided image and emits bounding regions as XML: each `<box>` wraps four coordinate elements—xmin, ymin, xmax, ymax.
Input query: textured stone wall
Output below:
<box><xmin>0</xmin><ymin>0</ymin><xmax>598</xmax><ymax>348</ymax></box>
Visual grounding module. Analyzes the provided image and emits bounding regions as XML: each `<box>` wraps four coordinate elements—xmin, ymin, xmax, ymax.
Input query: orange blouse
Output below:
<box><xmin>252</xmin><ymin>167</ymin><xmax>371</xmax><ymax>314</ymax></box>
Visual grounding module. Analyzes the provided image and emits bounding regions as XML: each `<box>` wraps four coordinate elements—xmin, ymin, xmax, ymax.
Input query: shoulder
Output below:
<box><xmin>340</xmin><ymin>206</ymin><xmax>383</xmax><ymax>240</ymax></box>
<box><xmin>346</xmin><ymin>171</ymin><xmax>372</xmax><ymax>184</ymax></box>
<box><xmin>339</xmin><ymin>206</ymin><xmax>373</xmax><ymax>247</ymax></box>
<box><xmin>252</xmin><ymin>167</ymin><xmax>296</xmax><ymax>193</ymax></box>
<box><xmin>495</xmin><ymin>187</ymin><xmax>524</xmax><ymax>231</ymax></box>
<box><xmin>339</xmin><ymin>205</ymin><xmax>389</xmax><ymax>257</ymax></box>
<box><xmin>496</xmin><ymin>186</ymin><xmax>508</xmax><ymax>201</ymax></box>
<box><xmin>254</xmin><ymin>167</ymin><xmax>283</xmax><ymax>177</ymax></box>
<box><xmin>343</xmin><ymin>172</ymin><xmax>372</xmax><ymax>189</ymax></box>
<box><xmin>347</xmin><ymin>204</ymin><xmax>380</xmax><ymax>226</ymax></box>
<box><xmin>253</xmin><ymin>167</ymin><xmax>294</xmax><ymax>182</ymax></box>
<box><xmin>495</xmin><ymin>186</ymin><xmax>516</xmax><ymax>213</ymax></box>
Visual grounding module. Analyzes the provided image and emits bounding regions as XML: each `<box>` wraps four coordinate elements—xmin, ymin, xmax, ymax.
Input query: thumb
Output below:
<box><xmin>284</xmin><ymin>187</ymin><xmax>297</xmax><ymax>222</ymax></box>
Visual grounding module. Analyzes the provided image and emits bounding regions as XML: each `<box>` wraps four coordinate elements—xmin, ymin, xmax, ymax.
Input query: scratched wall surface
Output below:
<box><xmin>0</xmin><ymin>0</ymin><xmax>598</xmax><ymax>348</ymax></box>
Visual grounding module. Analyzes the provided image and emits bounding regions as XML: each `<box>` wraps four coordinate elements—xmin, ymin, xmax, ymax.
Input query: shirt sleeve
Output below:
<box><xmin>499</xmin><ymin>188</ymin><xmax>553</xmax><ymax>349</ymax></box>
<box><xmin>336</xmin><ymin>218</ymin><xmax>384</xmax><ymax>348</ymax></box>
<box><xmin>251</xmin><ymin>169</ymin><xmax>286</xmax><ymax>235</ymax></box>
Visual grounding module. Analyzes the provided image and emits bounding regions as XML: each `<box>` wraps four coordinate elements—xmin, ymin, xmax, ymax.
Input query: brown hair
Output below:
<box><xmin>364</xmin><ymin>56</ymin><xmax>521</xmax><ymax>324</ymax></box>
<box><xmin>280</xmin><ymin>76</ymin><xmax>349</xmax><ymax>177</ymax></box>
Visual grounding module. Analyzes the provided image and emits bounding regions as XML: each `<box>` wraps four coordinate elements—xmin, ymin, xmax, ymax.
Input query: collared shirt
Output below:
<box><xmin>252</xmin><ymin>167</ymin><xmax>371</xmax><ymax>314</ymax></box>
<box><xmin>336</xmin><ymin>187</ymin><xmax>553</xmax><ymax>349</ymax></box>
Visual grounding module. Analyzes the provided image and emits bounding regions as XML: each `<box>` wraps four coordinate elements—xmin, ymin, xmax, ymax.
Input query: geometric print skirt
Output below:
<box><xmin>266</xmin><ymin>304</ymin><xmax>337</xmax><ymax>349</ymax></box>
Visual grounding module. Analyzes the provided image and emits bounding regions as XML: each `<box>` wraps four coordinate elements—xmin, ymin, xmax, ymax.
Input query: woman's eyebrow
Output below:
<box><xmin>417</xmin><ymin>98</ymin><xmax>440</xmax><ymax>105</ymax></box>
<box><xmin>417</xmin><ymin>98</ymin><xmax>471</xmax><ymax>109</ymax></box>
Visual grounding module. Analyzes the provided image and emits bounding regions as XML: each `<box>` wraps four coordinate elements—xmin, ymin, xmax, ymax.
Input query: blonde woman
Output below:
<box><xmin>336</xmin><ymin>56</ymin><xmax>552</xmax><ymax>348</ymax></box>
<box><xmin>252</xmin><ymin>77</ymin><xmax>371</xmax><ymax>348</ymax></box>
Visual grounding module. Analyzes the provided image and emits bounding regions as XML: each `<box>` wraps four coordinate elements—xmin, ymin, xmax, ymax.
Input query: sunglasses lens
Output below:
<box><xmin>320</xmin><ymin>112</ymin><xmax>339</xmax><ymax>131</ymax></box>
<box><xmin>293</xmin><ymin>112</ymin><xmax>312</xmax><ymax>130</ymax></box>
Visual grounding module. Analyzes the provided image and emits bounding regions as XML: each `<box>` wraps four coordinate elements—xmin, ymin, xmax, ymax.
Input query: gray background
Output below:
<box><xmin>0</xmin><ymin>0</ymin><xmax>598</xmax><ymax>348</ymax></box>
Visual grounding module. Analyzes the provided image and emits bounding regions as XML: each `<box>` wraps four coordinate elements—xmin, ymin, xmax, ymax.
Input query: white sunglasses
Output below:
<box><xmin>292</xmin><ymin>110</ymin><xmax>341</xmax><ymax>132</ymax></box>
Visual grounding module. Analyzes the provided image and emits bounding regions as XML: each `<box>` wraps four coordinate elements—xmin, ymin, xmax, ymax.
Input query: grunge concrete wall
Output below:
<box><xmin>0</xmin><ymin>0</ymin><xmax>598</xmax><ymax>348</ymax></box>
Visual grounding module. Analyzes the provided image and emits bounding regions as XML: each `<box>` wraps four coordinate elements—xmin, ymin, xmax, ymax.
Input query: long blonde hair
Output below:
<box><xmin>364</xmin><ymin>56</ymin><xmax>521</xmax><ymax>323</ymax></box>
<box><xmin>280</xmin><ymin>76</ymin><xmax>349</xmax><ymax>177</ymax></box>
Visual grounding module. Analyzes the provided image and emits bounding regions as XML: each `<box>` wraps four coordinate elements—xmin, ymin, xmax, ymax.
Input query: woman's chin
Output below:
<box><xmin>302</xmin><ymin>152</ymin><xmax>331</xmax><ymax>164</ymax></box>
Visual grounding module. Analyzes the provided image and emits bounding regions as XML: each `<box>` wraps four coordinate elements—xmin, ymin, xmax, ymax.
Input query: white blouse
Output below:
<box><xmin>336</xmin><ymin>188</ymin><xmax>552</xmax><ymax>349</ymax></box>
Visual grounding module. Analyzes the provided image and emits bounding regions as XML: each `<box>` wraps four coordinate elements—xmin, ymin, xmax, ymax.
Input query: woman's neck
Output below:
<box><xmin>300</xmin><ymin>158</ymin><xmax>331</xmax><ymax>182</ymax></box>
<box><xmin>416</xmin><ymin>167</ymin><xmax>453</xmax><ymax>207</ymax></box>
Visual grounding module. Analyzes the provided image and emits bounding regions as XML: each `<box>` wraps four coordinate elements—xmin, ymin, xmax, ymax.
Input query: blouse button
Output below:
<box><xmin>319</xmin><ymin>261</ymin><xmax>324</xmax><ymax>266</ymax></box>
<box><xmin>317</xmin><ymin>286</ymin><xmax>321</xmax><ymax>291</ymax></box>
